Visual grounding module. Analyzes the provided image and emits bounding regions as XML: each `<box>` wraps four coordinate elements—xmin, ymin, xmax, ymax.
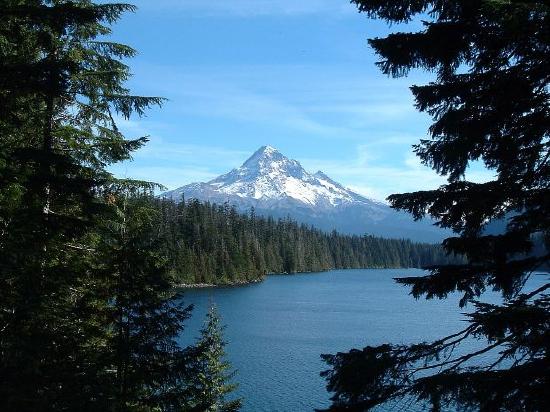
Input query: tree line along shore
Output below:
<box><xmin>151</xmin><ymin>197</ymin><xmax>461</xmax><ymax>286</ymax></box>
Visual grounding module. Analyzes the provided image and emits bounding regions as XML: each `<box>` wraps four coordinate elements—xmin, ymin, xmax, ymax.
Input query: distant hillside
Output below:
<box><xmin>151</xmin><ymin>198</ymin><xmax>462</xmax><ymax>286</ymax></box>
<box><xmin>162</xmin><ymin>146</ymin><xmax>450</xmax><ymax>243</ymax></box>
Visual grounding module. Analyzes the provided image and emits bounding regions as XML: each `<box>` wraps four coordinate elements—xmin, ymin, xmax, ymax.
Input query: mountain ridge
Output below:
<box><xmin>162</xmin><ymin>146</ymin><xmax>448</xmax><ymax>242</ymax></box>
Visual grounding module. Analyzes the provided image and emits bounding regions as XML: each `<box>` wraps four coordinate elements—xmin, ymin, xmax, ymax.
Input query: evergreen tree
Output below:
<box><xmin>0</xmin><ymin>1</ymin><xmax>183</xmax><ymax>410</ymax></box>
<box><xmin>96</xmin><ymin>183</ymin><xmax>196</xmax><ymax>411</ymax></box>
<box><xmin>187</xmin><ymin>305</ymin><xmax>242</xmax><ymax>412</ymax></box>
<box><xmin>153</xmin><ymin>197</ymin><xmax>458</xmax><ymax>285</ymax></box>
<box><xmin>320</xmin><ymin>1</ymin><xmax>549</xmax><ymax>411</ymax></box>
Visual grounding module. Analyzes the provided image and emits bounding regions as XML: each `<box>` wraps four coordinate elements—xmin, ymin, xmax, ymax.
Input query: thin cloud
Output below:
<box><xmin>110</xmin><ymin>140</ymin><xmax>254</xmax><ymax>190</ymax></box>
<box><xmin>301</xmin><ymin>145</ymin><xmax>495</xmax><ymax>201</ymax></box>
<box><xmin>176</xmin><ymin>86</ymin><xmax>344</xmax><ymax>136</ymax></box>
<box><xmin>302</xmin><ymin>157</ymin><xmax>445</xmax><ymax>200</ymax></box>
<box><xmin>131</xmin><ymin>63</ymin><xmax>424</xmax><ymax>140</ymax></box>
<box><xmin>109</xmin><ymin>165</ymin><xmax>219</xmax><ymax>191</ymax></box>
<box><xmin>133</xmin><ymin>141</ymin><xmax>250</xmax><ymax>167</ymax></box>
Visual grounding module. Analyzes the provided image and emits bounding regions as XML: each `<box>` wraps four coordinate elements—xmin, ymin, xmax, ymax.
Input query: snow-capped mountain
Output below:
<box><xmin>162</xmin><ymin>146</ymin><xmax>447</xmax><ymax>242</ymax></box>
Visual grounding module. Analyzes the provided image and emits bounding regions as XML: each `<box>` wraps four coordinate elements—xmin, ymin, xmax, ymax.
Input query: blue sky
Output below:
<box><xmin>109</xmin><ymin>0</ymin><xmax>492</xmax><ymax>201</ymax></box>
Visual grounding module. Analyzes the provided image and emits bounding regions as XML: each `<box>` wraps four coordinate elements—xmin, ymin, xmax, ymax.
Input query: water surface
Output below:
<box><xmin>178</xmin><ymin>269</ymin><xmax>546</xmax><ymax>411</ymax></box>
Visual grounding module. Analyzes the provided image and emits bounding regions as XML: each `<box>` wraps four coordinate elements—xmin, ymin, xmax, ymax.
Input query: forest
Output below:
<box><xmin>1</xmin><ymin>1</ymin><xmax>547</xmax><ymax>411</ymax></box>
<box><xmin>0</xmin><ymin>3</ymin><xmax>242</xmax><ymax>410</ymax></box>
<box><xmin>154</xmin><ymin>198</ymin><xmax>459</xmax><ymax>285</ymax></box>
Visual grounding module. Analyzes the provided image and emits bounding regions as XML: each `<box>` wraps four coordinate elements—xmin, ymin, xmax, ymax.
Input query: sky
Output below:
<box><xmin>108</xmin><ymin>0</ymin><xmax>493</xmax><ymax>201</ymax></box>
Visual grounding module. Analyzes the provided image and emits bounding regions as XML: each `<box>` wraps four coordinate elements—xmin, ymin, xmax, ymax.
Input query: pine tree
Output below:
<box><xmin>150</xmin><ymin>196</ymin><xmax>456</xmax><ymax>285</ymax></box>
<box><xmin>0</xmin><ymin>1</ymin><xmax>165</xmax><ymax>409</ymax></box>
<box><xmin>320</xmin><ymin>1</ymin><xmax>549</xmax><ymax>411</ymax></box>
<box><xmin>187</xmin><ymin>305</ymin><xmax>242</xmax><ymax>412</ymax></box>
<box><xmin>96</xmin><ymin>184</ymin><xmax>196</xmax><ymax>411</ymax></box>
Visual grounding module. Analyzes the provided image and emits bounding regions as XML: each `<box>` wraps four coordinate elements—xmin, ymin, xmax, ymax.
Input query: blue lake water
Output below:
<box><xmin>177</xmin><ymin>269</ymin><xmax>548</xmax><ymax>412</ymax></box>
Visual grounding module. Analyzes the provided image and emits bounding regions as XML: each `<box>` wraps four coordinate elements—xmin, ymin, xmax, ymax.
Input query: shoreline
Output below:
<box><xmin>174</xmin><ymin>278</ymin><xmax>264</xmax><ymax>289</ymax></box>
<box><xmin>172</xmin><ymin>266</ymin><xmax>430</xmax><ymax>289</ymax></box>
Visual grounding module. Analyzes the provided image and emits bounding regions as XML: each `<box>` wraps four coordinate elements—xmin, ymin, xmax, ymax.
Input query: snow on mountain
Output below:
<box><xmin>205</xmin><ymin>145</ymin><xmax>373</xmax><ymax>207</ymax></box>
<box><xmin>162</xmin><ymin>146</ymin><xmax>448</xmax><ymax>242</ymax></box>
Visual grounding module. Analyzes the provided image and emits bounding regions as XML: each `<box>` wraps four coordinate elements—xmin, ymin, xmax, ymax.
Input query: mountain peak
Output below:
<box><xmin>168</xmin><ymin>146</ymin><xmax>368</xmax><ymax>206</ymax></box>
<box><xmin>238</xmin><ymin>146</ymin><xmax>307</xmax><ymax>181</ymax></box>
<box><xmin>243</xmin><ymin>145</ymin><xmax>283</xmax><ymax>167</ymax></box>
<box><xmin>259</xmin><ymin>145</ymin><xmax>278</xmax><ymax>155</ymax></box>
<box><xmin>161</xmin><ymin>146</ymin><xmax>448</xmax><ymax>241</ymax></box>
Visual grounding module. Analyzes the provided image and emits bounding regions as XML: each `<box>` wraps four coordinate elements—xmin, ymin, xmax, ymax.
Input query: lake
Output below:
<box><xmin>177</xmin><ymin>269</ymin><xmax>547</xmax><ymax>411</ymax></box>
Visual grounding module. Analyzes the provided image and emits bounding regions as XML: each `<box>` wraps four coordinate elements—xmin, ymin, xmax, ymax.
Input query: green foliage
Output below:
<box><xmin>0</xmin><ymin>2</ymin><xmax>197</xmax><ymax>411</ymax></box>
<box><xmin>321</xmin><ymin>1</ymin><xmax>550</xmax><ymax>411</ymax></box>
<box><xmin>153</xmin><ymin>198</ymin><xmax>460</xmax><ymax>285</ymax></box>
<box><xmin>186</xmin><ymin>305</ymin><xmax>242</xmax><ymax>412</ymax></box>
<box><xmin>95</xmin><ymin>188</ymin><xmax>196</xmax><ymax>411</ymax></box>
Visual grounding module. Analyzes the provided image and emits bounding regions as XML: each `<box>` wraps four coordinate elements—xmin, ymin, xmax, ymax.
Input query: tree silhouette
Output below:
<box><xmin>0</xmin><ymin>2</ymin><xmax>182</xmax><ymax>410</ymax></box>
<box><xmin>320</xmin><ymin>1</ymin><xmax>549</xmax><ymax>411</ymax></box>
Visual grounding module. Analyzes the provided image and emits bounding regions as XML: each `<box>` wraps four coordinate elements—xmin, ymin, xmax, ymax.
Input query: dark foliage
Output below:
<box><xmin>152</xmin><ymin>198</ymin><xmax>460</xmax><ymax>285</ymax></box>
<box><xmin>185</xmin><ymin>305</ymin><xmax>242</xmax><ymax>412</ymax></box>
<box><xmin>320</xmin><ymin>1</ymin><xmax>550</xmax><ymax>411</ymax></box>
<box><xmin>95</xmin><ymin>187</ymin><xmax>199</xmax><ymax>411</ymax></box>
<box><xmin>0</xmin><ymin>2</ymin><xmax>210</xmax><ymax>411</ymax></box>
